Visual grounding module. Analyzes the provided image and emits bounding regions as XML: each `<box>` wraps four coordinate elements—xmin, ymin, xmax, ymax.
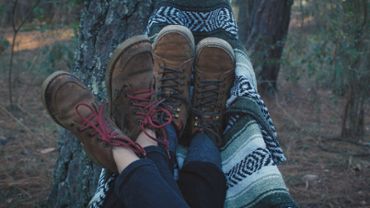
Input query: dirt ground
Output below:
<box><xmin>269</xmin><ymin>80</ymin><xmax>370</xmax><ymax>208</ymax></box>
<box><xmin>0</xmin><ymin>30</ymin><xmax>369</xmax><ymax>208</ymax></box>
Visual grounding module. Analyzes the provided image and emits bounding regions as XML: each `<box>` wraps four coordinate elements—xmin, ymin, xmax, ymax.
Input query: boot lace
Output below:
<box><xmin>127</xmin><ymin>88</ymin><xmax>173</xmax><ymax>150</ymax></box>
<box><xmin>158</xmin><ymin>66</ymin><xmax>188</xmax><ymax>118</ymax></box>
<box><xmin>193</xmin><ymin>79</ymin><xmax>224</xmax><ymax>141</ymax></box>
<box><xmin>76</xmin><ymin>103</ymin><xmax>146</xmax><ymax>157</ymax></box>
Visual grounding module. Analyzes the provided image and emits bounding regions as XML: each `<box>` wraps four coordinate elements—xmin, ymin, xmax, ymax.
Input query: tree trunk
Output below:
<box><xmin>340</xmin><ymin>0</ymin><xmax>369</xmax><ymax>140</ymax></box>
<box><xmin>236</xmin><ymin>0</ymin><xmax>293</xmax><ymax>95</ymax></box>
<box><xmin>47</xmin><ymin>1</ymin><xmax>153</xmax><ymax>207</ymax></box>
<box><xmin>341</xmin><ymin>85</ymin><xmax>366</xmax><ymax>139</ymax></box>
<box><xmin>340</xmin><ymin>33</ymin><xmax>369</xmax><ymax>141</ymax></box>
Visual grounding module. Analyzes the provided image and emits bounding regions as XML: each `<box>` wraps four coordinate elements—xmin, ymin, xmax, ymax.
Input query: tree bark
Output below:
<box><xmin>341</xmin><ymin>85</ymin><xmax>366</xmax><ymax>139</ymax></box>
<box><xmin>340</xmin><ymin>0</ymin><xmax>369</xmax><ymax>140</ymax></box>
<box><xmin>236</xmin><ymin>0</ymin><xmax>293</xmax><ymax>95</ymax></box>
<box><xmin>47</xmin><ymin>1</ymin><xmax>153</xmax><ymax>207</ymax></box>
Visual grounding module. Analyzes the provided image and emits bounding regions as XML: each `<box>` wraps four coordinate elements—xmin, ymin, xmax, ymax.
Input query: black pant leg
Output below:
<box><xmin>145</xmin><ymin>146</ymin><xmax>183</xmax><ymax>195</ymax></box>
<box><xmin>178</xmin><ymin>161</ymin><xmax>227</xmax><ymax>208</ymax></box>
<box><xmin>114</xmin><ymin>159</ymin><xmax>189</xmax><ymax>208</ymax></box>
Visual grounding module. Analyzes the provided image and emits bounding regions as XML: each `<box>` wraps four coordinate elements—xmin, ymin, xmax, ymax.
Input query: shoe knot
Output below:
<box><xmin>128</xmin><ymin>89</ymin><xmax>173</xmax><ymax>150</ymax></box>
<box><xmin>75</xmin><ymin>103</ymin><xmax>146</xmax><ymax>157</ymax></box>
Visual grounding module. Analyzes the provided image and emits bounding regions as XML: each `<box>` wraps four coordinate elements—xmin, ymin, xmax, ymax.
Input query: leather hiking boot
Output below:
<box><xmin>153</xmin><ymin>25</ymin><xmax>195</xmax><ymax>136</ymax></box>
<box><xmin>190</xmin><ymin>37</ymin><xmax>235</xmax><ymax>147</ymax></box>
<box><xmin>107</xmin><ymin>35</ymin><xmax>171</xmax><ymax>148</ymax></box>
<box><xmin>42</xmin><ymin>71</ymin><xmax>145</xmax><ymax>173</ymax></box>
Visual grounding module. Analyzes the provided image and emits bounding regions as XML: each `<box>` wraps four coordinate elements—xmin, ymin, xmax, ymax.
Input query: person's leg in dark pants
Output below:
<box><xmin>102</xmin><ymin>29</ymin><xmax>193</xmax><ymax>207</ymax></box>
<box><xmin>41</xmin><ymin>70</ymin><xmax>188</xmax><ymax>208</ymax></box>
<box><xmin>102</xmin><ymin>106</ymin><xmax>185</xmax><ymax>208</ymax></box>
<box><xmin>113</xmin><ymin>130</ymin><xmax>189</xmax><ymax>208</ymax></box>
<box><xmin>144</xmin><ymin>144</ymin><xmax>181</xmax><ymax>194</ymax></box>
<box><xmin>178</xmin><ymin>132</ymin><xmax>227</xmax><ymax>208</ymax></box>
<box><xmin>176</xmin><ymin>33</ymin><xmax>235</xmax><ymax>208</ymax></box>
<box><xmin>114</xmin><ymin>159</ymin><xmax>188</xmax><ymax>208</ymax></box>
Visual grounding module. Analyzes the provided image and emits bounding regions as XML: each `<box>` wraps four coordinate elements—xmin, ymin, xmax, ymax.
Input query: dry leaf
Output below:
<box><xmin>40</xmin><ymin>147</ymin><xmax>56</xmax><ymax>154</ymax></box>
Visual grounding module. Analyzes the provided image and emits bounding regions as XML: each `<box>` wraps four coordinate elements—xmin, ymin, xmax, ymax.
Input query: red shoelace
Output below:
<box><xmin>127</xmin><ymin>88</ymin><xmax>173</xmax><ymax>151</ymax></box>
<box><xmin>75</xmin><ymin>103</ymin><xmax>146</xmax><ymax>157</ymax></box>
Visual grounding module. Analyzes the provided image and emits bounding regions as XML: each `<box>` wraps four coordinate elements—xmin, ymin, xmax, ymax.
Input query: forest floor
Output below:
<box><xmin>0</xmin><ymin>29</ymin><xmax>369</xmax><ymax>208</ymax></box>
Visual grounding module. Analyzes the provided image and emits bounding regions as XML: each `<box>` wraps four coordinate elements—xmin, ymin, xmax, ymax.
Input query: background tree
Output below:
<box><xmin>47</xmin><ymin>1</ymin><xmax>154</xmax><ymax>207</ymax></box>
<box><xmin>339</xmin><ymin>0</ymin><xmax>369</xmax><ymax>140</ymax></box>
<box><xmin>234</xmin><ymin>0</ymin><xmax>293</xmax><ymax>95</ymax></box>
<box><xmin>283</xmin><ymin>0</ymin><xmax>369</xmax><ymax>140</ymax></box>
<box><xmin>1</xmin><ymin>0</ymin><xmax>83</xmax><ymax>108</ymax></box>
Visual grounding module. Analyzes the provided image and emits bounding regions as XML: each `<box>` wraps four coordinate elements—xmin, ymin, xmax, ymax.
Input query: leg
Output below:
<box><xmin>42</xmin><ymin>71</ymin><xmax>189</xmax><ymax>208</ymax></box>
<box><xmin>103</xmin><ymin>34</ymin><xmax>189</xmax><ymax>207</ymax></box>
<box><xmin>146</xmin><ymin>1</ymin><xmax>298</xmax><ymax>206</ymax></box>
<box><xmin>175</xmin><ymin>35</ymin><xmax>234</xmax><ymax>208</ymax></box>
<box><xmin>112</xmin><ymin>131</ymin><xmax>189</xmax><ymax>208</ymax></box>
<box><xmin>103</xmin><ymin>126</ymin><xmax>184</xmax><ymax>208</ymax></box>
<box><xmin>137</xmin><ymin>129</ymin><xmax>183</xmax><ymax>195</ymax></box>
<box><xmin>178</xmin><ymin>133</ymin><xmax>227</xmax><ymax>208</ymax></box>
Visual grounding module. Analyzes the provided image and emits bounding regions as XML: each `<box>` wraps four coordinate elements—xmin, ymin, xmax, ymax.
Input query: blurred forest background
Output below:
<box><xmin>0</xmin><ymin>0</ymin><xmax>369</xmax><ymax>207</ymax></box>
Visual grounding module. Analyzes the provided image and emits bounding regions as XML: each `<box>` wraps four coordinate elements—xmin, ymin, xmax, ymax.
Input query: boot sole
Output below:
<box><xmin>153</xmin><ymin>25</ymin><xmax>195</xmax><ymax>53</ymax></box>
<box><xmin>106</xmin><ymin>35</ymin><xmax>150</xmax><ymax>113</ymax></box>
<box><xmin>196</xmin><ymin>37</ymin><xmax>235</xmax><ymax>62</ymax></box>
<box><xmin>41</xmin><ymin>70</ymin><xmax>73</xmax><ymax>127</ymax></box>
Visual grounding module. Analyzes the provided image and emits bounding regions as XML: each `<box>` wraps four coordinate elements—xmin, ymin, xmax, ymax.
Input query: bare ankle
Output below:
<box><xmin>136</xmin><ymin>129</ymin><xmax>158</xmax><ymax>148</ymax></box>
<box><xmin>112</xmin><ymin>147</ymin><xmax>139</xmax><ymax>173</ymax></box>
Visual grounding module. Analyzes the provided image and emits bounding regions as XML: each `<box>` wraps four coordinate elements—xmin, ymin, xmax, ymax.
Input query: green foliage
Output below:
<box><xmin>282</xmin><ymin>0</ymin><xmax>369</xmax><ymax>95</ymax></box>
<box><xmin>0</xmin><ymin>0</ymin><xmax>82</xmax><ymax>80</ymax></box>
<box><xmin>37</xmin><ymin>39</ymin><xmax>76</xmax><ymax>76</ymax></box>
<box><xmin>33</xmin><ymin>6</ymin><xmax>45</xmax><ymax>21</ymax></box>
<box><xmin>0</xmin><ymin>3</ymin><xmax>5</xmax><ymax>16</ymax></box>
<box><xmin>0</xmin><ymin>37</ymin><xmax>10</xmax><ymax>50</ymax></box>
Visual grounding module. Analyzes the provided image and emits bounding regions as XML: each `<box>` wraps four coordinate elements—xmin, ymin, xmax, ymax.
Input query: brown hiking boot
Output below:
<box><xmin>190</xmin><ymin>37</ymin><xmax>235</xmax><ymax>147</ymax></box>
<box><xmin>42</xmin><ymin>71</ymin><xmax>145</xmax><ymax>173</ymax></box>
<box><xmin>153</xmin><ymin>25</ymin><xmax>195</xmax><ymax>136</ymax></box>
<box><xmin>107</xmin><ymin>35</ymin><xmax>171</xmax><ymax>148</ymax></box>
